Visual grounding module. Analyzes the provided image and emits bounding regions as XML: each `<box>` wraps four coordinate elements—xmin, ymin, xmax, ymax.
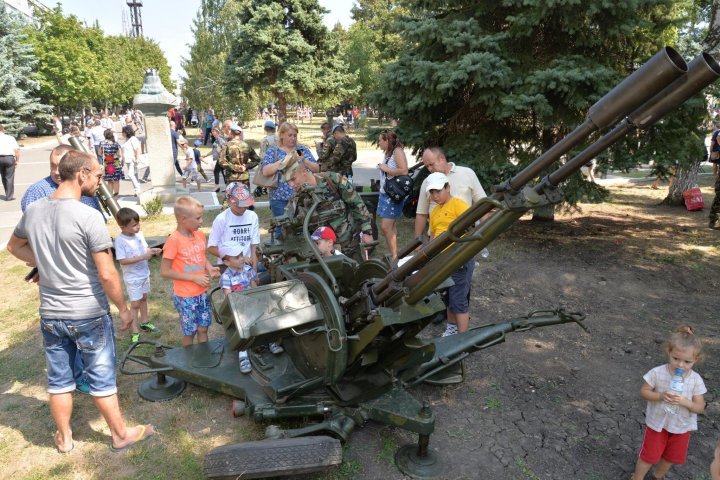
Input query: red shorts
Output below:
<box><xmin>639</xmin><ymin>426</ymin><xmax>691</xmax><ymax>465</ymax></box>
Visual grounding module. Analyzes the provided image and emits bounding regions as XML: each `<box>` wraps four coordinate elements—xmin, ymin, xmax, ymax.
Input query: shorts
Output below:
<box><xmin>125</xmin><ymin>276</ymin><xmax>150</xmax><ymax>302</ymax></box>
<box><xmin>639</xmin><ymin>426</ymin><xmax>691</xmax><ymax>465</ymax></box>
<box><xmin>442</xmin><ymin>258</ymin><xmax>475</xmax><ymax>313</ymax></box>
<box><xmin>173</xmin><ymin>293</ymin><xmax>212</xmax><ymax>336</ymax></box>
<box><xmin>182</xmin><ymin>168</ymin><xmax>202</xmax><ymax>182</ymax></box>
<box><xmin>377</xmin><ymin>192</ymin><xmax>406</xmax><ymax>219</ymax></box>
<box><xmin>40</xmin><ymin>314</ymin><xmax>117</xmax><ymax>396</ymax></box>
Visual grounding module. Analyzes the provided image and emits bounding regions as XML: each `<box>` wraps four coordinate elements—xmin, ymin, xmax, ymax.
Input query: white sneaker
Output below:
<box><xmin>239</xmin><ymin>353</ymin><xmax>252</xmax><ymax>373</ymax></box>
<box><xmin>442</xmin><ymin>327</ymin><xmax>457</xmax><ymax>337</ymax></box>
<box><xmin>269</xmin><ymin>342</ymin><xmax>284</xmax><ymax>355</ymax></box>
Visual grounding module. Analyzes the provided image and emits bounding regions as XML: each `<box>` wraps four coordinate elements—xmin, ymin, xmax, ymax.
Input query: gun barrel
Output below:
<box><xmin>373</xmin><ymin>49</ymin><xmax>716</xmax><ymax>307</ymax></box>
<box><xmin>67</xmin><ymin>136</ymin><xmax>121</xmax><ymax>218</ymax></box>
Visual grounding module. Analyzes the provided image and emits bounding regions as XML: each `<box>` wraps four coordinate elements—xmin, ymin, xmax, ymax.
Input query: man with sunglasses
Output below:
<box><xmin>7</xmin><ymin>150</ymin><xmax>154</xmax><ymax>454</ymax></box>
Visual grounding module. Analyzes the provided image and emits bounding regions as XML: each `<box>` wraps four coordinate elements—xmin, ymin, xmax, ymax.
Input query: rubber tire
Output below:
<box><xmin>203</xmin><ymin>435</ymin><xmax>342</xmax><ymax>479</ymax></box>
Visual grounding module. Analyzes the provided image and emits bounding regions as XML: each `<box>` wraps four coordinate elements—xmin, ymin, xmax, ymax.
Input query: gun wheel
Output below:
<box><xmin>203</xmin><ymin>435</ymin><xmax>342</xmax><ymax>479</ymax></box>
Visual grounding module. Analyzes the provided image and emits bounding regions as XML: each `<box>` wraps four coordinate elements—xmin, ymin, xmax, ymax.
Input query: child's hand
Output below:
<box><xmin>193</xmin><ymin>274</ymin><xmax>210</xmax><ymax>287</ymax></box>
<box><xmin>663</xmin><ymin>391</ymin><xmax>683</xmax><ymax>405</ymax></box>
<box><xmin>209</xmin><ymin>266</ymin><xmax>221</xmax><ymax>278</ymax></box>
<box><xmin>150</xmin><ymin>247</ymin><xmax>163</xmax><ymax>256</ymax></box>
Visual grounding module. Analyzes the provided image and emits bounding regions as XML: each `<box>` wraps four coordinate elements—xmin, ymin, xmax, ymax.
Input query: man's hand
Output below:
<box><xmin>118</xmin><ymin>308</ymin><xmax>133</xmax><ymax>332</ymax></box>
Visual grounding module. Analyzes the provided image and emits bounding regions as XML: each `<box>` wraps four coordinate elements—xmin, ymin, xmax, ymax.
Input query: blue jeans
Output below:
<box><xmin>270</xmin><ymin>198</ymin><xmax>288</xmax><ymax>239</ymax></box>
<box><xmin>40</xmin><ymin>314</ymin><xmax>118</xmax><ymax>396</ymax></box>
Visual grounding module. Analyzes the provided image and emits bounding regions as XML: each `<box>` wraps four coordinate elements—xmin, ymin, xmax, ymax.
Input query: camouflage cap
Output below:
<box><xmin>281</xmin><ymin>155</ymin><xmax>301</xmax><ymax>182</ymax></box>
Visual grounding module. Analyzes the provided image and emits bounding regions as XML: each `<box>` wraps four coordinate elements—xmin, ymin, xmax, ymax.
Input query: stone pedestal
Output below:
<box><xmin>140</xmin><ymin>115</ymin><xmax>176</xmax><ymax>202</ymax></box>
<box><xmin>133</xmin><ymin>69</ymin><xmax>178</xmax><ymax>203</ymax></box>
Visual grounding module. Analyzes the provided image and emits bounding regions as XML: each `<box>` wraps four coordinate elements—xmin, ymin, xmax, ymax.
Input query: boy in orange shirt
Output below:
<box><xmin>161</xmin><ymin>196</ymin><xmax>220</xmax><ymax>346</ymax></box>
<box><xmin>426</xmin><ymin>172</ymin><xmax>475</xmax><ymax>337</ymax></box>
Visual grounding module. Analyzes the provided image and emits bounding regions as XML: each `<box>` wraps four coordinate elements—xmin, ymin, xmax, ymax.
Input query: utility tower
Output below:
<box><xmin>126</xmin><ymin>0</ymin><xmax>143</xmax><ymax>38</ymax></box>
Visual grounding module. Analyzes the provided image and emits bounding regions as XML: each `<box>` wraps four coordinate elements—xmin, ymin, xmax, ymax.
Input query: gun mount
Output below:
<box><xmin>118</xmin><ymin>48</ymin><xmax>720</xmax><ymax>479</ymax></box>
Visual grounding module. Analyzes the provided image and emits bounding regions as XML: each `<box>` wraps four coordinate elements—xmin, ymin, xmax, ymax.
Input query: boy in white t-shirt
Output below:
<box><xmin>114</xmin><ymin>208</ymin><xmax>162</xmax><ymax>343</ymax></box>
<box><xmin>179</xmin><ymin>137</ymin><xmax>202</xmax><ymax>191</ymax></box>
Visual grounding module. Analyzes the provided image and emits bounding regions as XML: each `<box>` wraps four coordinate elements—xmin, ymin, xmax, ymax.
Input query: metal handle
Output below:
<box><xmin>119</xmin><ymin>340</ymin><xmax>175</xmax><ymax>375</ymax></box>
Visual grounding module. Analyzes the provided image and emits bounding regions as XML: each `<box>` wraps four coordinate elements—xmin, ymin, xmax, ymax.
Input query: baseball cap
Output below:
<box><xmin>219</xmin><ymin>241</ymin><xmax>243</xmax><ymax>258</ymax></box>
<box><xmin>225</xmin><ymin>182</ymin><xmax>255</xmax><ymax>207</ymax></box>
<box><xmin>264</xmin><ymin>120</ymin><xmax>276</xmax><ymax>129</ymax></box>
<box><xmin>311</xmin><ymin>226</ymin><xmax>337</xmax><ymax>242</ymax></box>
<box><xmin>425</xmin><ymin>172</ymin><xmax>450</xmax><ymax>192</ymax></box>
<box><xmin>331</xmin><ymin>124</ymin><xmax>345</xmax><ymax>135</ymax></box>
<box><xmin>230</xmin><ymin>124</ymin><xmax>243</xmax><ymax>133</ymax></box>
<box><xmin>194</xmin><ymin>140</ymin><xmax>201</xmax><ymax>147</ymax></box>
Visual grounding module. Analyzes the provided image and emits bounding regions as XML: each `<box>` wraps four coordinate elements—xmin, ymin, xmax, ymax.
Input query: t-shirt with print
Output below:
<box><xmin>429</xmin><ymin>197</ymin><xmax>469</xmax><ymax>238</ymax></box>
<box><xmin>207</xmin><ymin>208</ymin><xmax>260</xmax><ymax>265</ymax></box>
<box><xmin>163</xmin><ymin>229</ymin><xmax>208</xmax><ymax>297</ymax></box>
<box><xmin>114</xmin><ymin>232</ymin><xmax>150</xmax><ymax>283</ymax></box>
<box><xmin>220</xmin><ymin>264</ymin><xmax>257</xmax><ymax>292</ymax></box>
<box><xmin>643</xmin><ymin>364</ymin><xmax>706</xmax><ymax>434</ymax></box>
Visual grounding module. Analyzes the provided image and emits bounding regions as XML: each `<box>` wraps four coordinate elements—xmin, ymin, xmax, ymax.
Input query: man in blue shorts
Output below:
<box><xmin>7</xmin><ymin>150</ymin><xmax>153</xmax><ymax>454</ymax></box>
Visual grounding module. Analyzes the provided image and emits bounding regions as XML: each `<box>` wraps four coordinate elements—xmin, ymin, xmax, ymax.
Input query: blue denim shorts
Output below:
<box><xmin>443</xmin><ymin>258</ymin><xmax>476</xmax><ymax>314</ymax></box>
<box><xmin>377</xmin><ymin>192</ymin><xmax>406</xmax><ymax>219</ymax></box>
<box><xmin>40</xmin><ymin>314</ymin><xmax>118</xmax><ymax>396</ymax></box>
<box><xmin>173</xmin><ymin>293</ymin><xmax>212</xmax><ymax>336</ymax></box>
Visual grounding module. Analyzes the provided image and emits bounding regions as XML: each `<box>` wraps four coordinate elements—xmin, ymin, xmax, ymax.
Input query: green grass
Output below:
<box><xmin>514</xmin><ymin>457</ymin><xmax>542</xmax><ymax>480</ymax></box>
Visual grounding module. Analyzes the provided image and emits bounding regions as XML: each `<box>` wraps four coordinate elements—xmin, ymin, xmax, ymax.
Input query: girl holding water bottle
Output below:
<box><xmin>632</xmin><ymin>325</ymin><xmax>706</xmax><ymax>480</ymax></box>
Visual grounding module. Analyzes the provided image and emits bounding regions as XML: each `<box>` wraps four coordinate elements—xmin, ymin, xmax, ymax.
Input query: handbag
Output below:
<box><xmin>252</xmin><ymin>147</ymin><xmax>279</xmax><ymax>188</ymax></box>
<box><xmin>384</xmin><ymin>174</ymin><xmax>414</xmax><ymax>203</ymax></box>
<box><xmin>682</xmin><ymin>185</ymin><xmax>704</xmax><ymax>211</ymax></box>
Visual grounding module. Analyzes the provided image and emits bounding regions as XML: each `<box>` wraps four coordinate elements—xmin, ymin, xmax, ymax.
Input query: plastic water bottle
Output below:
<box><xmin>663</xmin><ymin>368</ymin><xmax>684</xmax><ymax>415</ymax></box>
<box><xmin>480</xmin><ymin>248</ymin><xmax>489</xmax><ymax>259</ymax></box>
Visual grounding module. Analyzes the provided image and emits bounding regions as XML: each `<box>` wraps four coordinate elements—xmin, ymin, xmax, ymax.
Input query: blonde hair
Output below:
<box><xmin>277</xmin><ymin>122</ymin><xmax>299</xmax><ymax>147</ymax></box>
<box><xmin>174</xmin><ymin>196</ymin><xmax>203</xmax><ymax>219</ymax></box>
<box><xmin>665</xmin><ymin>324</ymin><xmax>704</xmax><ymax>363</ymax></box>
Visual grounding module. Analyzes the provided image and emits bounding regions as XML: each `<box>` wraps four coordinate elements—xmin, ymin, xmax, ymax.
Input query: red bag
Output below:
<box><xmin>682</xmin><ymin>187</ymin><xmax>704</xmax><ymax>211</ymax></box>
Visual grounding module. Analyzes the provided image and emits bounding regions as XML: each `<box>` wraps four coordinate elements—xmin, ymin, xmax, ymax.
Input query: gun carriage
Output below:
<box><xmin>113</xmin><ymin>48</ymin><xmax>720</xmax><ymax>479</ymax></box>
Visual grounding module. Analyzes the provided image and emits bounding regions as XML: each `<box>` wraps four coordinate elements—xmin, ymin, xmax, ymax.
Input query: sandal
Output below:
<box><xmin>110</xmin><ymin>424</ymin><xmax>154</xmax><ymax>452</ymax></box>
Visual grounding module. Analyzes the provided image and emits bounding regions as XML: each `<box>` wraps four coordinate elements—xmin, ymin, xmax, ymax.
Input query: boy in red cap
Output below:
<box><xmin>311</xmin><ymin>226</ymin><xmax>342</xmax><ymax>257</ymax></box>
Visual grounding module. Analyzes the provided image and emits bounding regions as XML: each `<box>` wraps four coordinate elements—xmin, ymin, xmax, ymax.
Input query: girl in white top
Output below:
<box><xmin>632</xmin><ymin>325</ymin><xmax>706</xmax><ymax>480</ymax></box>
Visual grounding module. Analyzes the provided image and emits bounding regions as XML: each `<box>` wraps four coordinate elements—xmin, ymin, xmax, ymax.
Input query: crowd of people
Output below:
<box><xmin>5</xmin><ymin>104</ymin><xmax>720</xmax><ymax>479</ymax></box>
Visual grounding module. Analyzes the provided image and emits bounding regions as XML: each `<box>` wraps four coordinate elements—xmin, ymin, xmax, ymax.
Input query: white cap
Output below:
<box><xmin>425</xmin><ymin>172</ymin><xmax>450</xmax><ymax>192</ymax></box>
<box><xmin>219</xmin><ymin>241</ymin><xmax>243</xmax><ymax>258</ymax></box>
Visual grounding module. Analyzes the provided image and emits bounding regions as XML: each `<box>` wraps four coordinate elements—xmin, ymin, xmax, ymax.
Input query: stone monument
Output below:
<box><xmin>133</xmin><ymin>69</ymin><xmax>177</xmax><ymax>202</ymax></box>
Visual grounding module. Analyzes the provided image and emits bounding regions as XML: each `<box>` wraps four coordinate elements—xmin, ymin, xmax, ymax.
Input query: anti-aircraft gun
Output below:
<box><xmin>118</xmin><ymin>47</ymin><xmax>720</xmax><ymax>479</ymax></box>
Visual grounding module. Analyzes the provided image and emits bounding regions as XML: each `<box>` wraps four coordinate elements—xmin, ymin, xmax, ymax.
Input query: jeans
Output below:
<box><xmin>40</xmin><ymin>314</ymin><xmax>118</xmax><ymax>396</ymax></box>
<box><xmin>0</xmin><ymin>155</ymin><xmax>16</xmax><ymax>199</ymax></box>
<box><xmin>214</xmin><ymin>161</ymin><xmax>226</xmax><ymax>186</ymax></box>
<box><xmin>203</xmin><ymin>127</ymin><xmax>213</xmax><ymax>145</ymax></box>
<box><xmin>270</xmin><ymin>198</ymin><xmax>288</xmax><ymax>239</ymax></box>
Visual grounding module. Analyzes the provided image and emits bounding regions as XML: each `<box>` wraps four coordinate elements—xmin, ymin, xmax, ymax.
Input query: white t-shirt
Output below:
<box><xmin>642</xmin><ymin>364</ymin><xmax>706</xmax><ymax>434</ymax></box>
<box><xmin>114</xmin><ymin>232</ymin><xmax>150</xmax><ymax>283</ymax></box>
<box><xmin>100</xmin><ymin>117</ymin><xmax>114</xmax><ymax>130</ymax></box>
<box><xmin>89</xmin><ymin>125</ymin><xmax>105</xmax><ymax>148</ymax></box>
<box><xmin>208</xmin><ymin>209</ymin><xmax>260</xmax><ymax>265</ymax></box>
<box><xmin>121</xmin><ymin>136</ymin><xmax>141</xmax><ymax>165</ymax></box>
<box><xmin>183</xmin><ymin>146</ymin><xmax>196</xmax><ymax>170</ymax></box>
<box><xmin>416</xmin><ymin>162</ymin><xmax>487</xmax><ymax>215</ymax></box>
<box><xmin>0</xmin><ymin>132</ymin><xmax>20</xmax><ymax>156</ymax></box>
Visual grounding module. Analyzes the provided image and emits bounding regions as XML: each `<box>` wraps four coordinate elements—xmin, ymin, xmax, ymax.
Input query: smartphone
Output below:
<box><xmin>24</xmin><ymin>267</ymin><xmax>38</xmax><ymax>282</ymax></box>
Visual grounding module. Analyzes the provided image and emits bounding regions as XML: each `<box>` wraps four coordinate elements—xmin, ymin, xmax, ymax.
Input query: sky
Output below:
<box><xmin>52</xmin><ymin>0</ymin><xmax>356</xmax><ymax>85</ymax></box>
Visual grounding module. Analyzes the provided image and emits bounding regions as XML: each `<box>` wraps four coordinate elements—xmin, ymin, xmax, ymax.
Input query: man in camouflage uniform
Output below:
<box><xmin>709</xmin><ymin>174</ymin><xmax>720</xmax><ymax>229</ymax></box>
<box><xmin>282</xmin><ymin>155</ymin><xmax>373</xmax><ymax>258</ymax></box>
<box><xmin>219</xmin><ymin>124</ymin><xmax>261</xmax><ymax>188</ymax></box>
<box><xmin>321</xmin><ymin>125</ymin><xmax>357</xmax><ymax>180</ymax></box>
<box><xmin>316</xmin><ymin>122</ymin><xmax>336</xmax><ymax>172</ymax></box>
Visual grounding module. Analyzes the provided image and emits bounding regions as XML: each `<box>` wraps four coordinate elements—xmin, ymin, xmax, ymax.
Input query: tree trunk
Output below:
<box><xmin>277</xmin><ymin>92</ymin><xmax>287</xmax><ymax>124</ymax></box>
<box><xmin>661</xmin><ymin>159</ymin><xmax>701</xmax><ymax>205</ymax></box>
<box><xmin>702</xmin><ymin>1</ymin><xmax>720</xmax><ymax>54</ymax></box>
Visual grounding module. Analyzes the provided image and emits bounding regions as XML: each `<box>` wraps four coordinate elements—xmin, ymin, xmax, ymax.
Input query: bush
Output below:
<box><xmin>142</xmin><ymin>197</ymin><xmax>164</xmax><ymax>217</ymax></box>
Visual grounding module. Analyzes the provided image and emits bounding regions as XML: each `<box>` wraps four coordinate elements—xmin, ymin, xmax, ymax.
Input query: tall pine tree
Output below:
<box><xmin>0</xmin><ymin>3</ymin><xmax>50</xmax><ymax>134</ymax></box>
<box><xmin>223</xmin><ymin>0</ymin><xmax>348</xmax><ymax>122</ymax></box>
<box><xmin>372</xmin><ymin>0</ymin><xmax>688</xmax><ymax>208</ymax></box>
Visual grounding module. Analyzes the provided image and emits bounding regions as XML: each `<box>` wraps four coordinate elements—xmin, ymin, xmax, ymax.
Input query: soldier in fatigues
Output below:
<box><xmin>709</xmin><ymin>175</ymin><xmax>720</xmax><ymax>229</ymax></box>
<box><xmin>316</xmin><ymin>122</ymin><xmax>337</xmax><ymax>173</ymax></box>
<box><xmin>219</xmin><ymin>124</ymin><xmax>261</xmax><ymax>188</ymax></box>
<box><xmin>282</xmin><ymin>155</ymin><xmax>373</xmax><ymax>259</ymax></box>
<box><xmin>322</xmin><ymin>125</ymin><xmax>357</xmax><ymax>181</ymax></box>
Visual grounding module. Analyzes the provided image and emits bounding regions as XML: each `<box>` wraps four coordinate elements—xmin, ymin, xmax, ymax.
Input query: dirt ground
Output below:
<box><xmin>1</xmin><ymin>177</ymin><xmax>718</xmax><ymax>480</ymax></box>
